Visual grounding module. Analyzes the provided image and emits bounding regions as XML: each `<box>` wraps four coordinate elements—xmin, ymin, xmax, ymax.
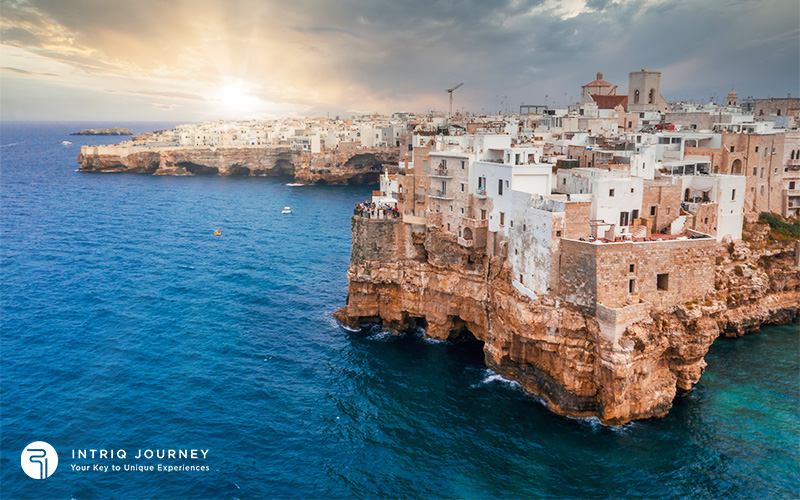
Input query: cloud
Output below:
<box><xmin>0</xmin><ymin>0</ymin><xmax>797</xmax><ymax>120</ymax></box>
<box><xmin>0</xmin><ymin>66</ymin><xmax>57</xmax><ymax>77</ymax></box>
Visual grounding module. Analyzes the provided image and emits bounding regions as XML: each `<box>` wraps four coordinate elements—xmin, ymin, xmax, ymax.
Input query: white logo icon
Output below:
<box><xmin>21</xmin><ymin>441</ymin><xmax>58</xmax><ymax>479</ymax></box>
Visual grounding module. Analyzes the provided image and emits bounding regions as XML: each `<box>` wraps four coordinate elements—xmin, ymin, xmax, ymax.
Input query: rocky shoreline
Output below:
<box><xmin>72</xmin><ymin>127</ymin><xmax>133</xmax><ymax>135</ymax></box>
<box><xmin>77</xmin><ymin>144</ymin><xmax>399</xmax><ymax>185</ymax></box>
<box><xmin>334</xmin><ymin>217</ymin><xmax>799</xmax><ymax>425</ymax></box>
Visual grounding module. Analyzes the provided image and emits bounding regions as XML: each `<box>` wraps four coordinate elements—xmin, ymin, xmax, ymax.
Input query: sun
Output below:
<box><xmin>211</xmin><ymin>80</ymin><xmax>263</xmax><ymax>117</ymax></box>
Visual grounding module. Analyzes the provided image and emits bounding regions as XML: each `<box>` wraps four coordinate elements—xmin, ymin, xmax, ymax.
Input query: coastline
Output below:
<box><xmin>335</xmin><ymin>216</ymin><xmax>800</xmax><ymax>425</ymax></box>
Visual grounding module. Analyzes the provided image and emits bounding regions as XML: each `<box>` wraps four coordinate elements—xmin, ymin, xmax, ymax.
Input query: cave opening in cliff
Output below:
<box><xmin>178</xmin><ymin>162</ymin><xmax>219</xmax><ymax>175</ymax></box>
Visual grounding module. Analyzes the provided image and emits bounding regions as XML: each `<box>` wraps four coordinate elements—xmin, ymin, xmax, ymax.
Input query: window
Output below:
<box><xmin>460</xmin><ymin>208</ymin><xmax>464</xmax><ymax>214</ymax></box>
<box><xmin>730</xmin><ymin>146</ymin><xmax>735</xmax><ymax>153</ymax></box>
<box><xmin>629</xmin><ymin>264</ymin><xmax>635</xmax><ymax>273</ymax></box>
<box><xmin>760</xmin><ymin>168</ymin><xmax>764</xmax><ymax>178</ymax></box>
<box><xmin>609</xmin><ymin>189</ymin><xmax>615</xmax><ymax>197</ymax></box>
<box><xmin>499</xmin><ymin>212</ymin><xmax>505</xmax><ymax>226</ymax></box>
<box><xmin>667</xmin><ymin>207</ymin><xmax>671</xmax><ymax>215</ymax></box>
<box><xmin>731</xmin><ymin>189</ymin><xmax>736</xmax><ymax>201</ymax></box>
<box><xmin>657</xmin><ymin>273</ymin><xmax>669</xmax><ymax>291</ymax></box>
<box><xmin>634</xmin><ymin>90</ymin><xmax>640</xmax><ymax>103</ymax></box>
<box><xmin>481</xmin><ymin>209</ymin><xmax>487</xmax><ymax>220</ymax></box>
<box><xmin>563</xmin><ymin>178</ymin><xmax>566</xmax><ymax>185</ymax></box>
<box><xmin>790</xmin><ymin>181</ymin><xmax>796</xmax><ymax>190</ymax></box>
<box><xmin>760</xmin><ymin>186</ymin><xmax>764</xmax><ymax>195</ymax></box>
<box><xmin>648</xmin><ymin>89</ymin><xmax>654</xmax><ymax>104</ymax></box>
<box><xmin>442</xmin><ymin>159</ymin><xmax>447</xmax><ymax>168</ymax></box>
<box><xmin>447</xmin><ymin>223</ymin><xmax>450</xmax><ymax>231</ymax></box>
<box><xmin>523</xmin><ymin>224</ymin><xmax>527</xmax><ymax>231</ymax></box>
<box><xmin>423</xmin><ymin>160</ymin><xmax>427</xmax><ymax>170</ymax></box>
<box><xmin>753</xmin><ymin>168</ymin><xmax>757</xmax><ymax>176</ymax></box>
<box><xmin>650</xmin><ymin>206</ymin><xmax>657</xmax><ymax>216</ymax></box>
<box><xmin>510</xmin><ymin>220</ymin><xmax>514</xmax><ymax>228</ymax></box>
<box><xmin>628</xmin><ymin>121</ymin><xmax>632</xmax><ymax>128</ymax></box>
<box><xmin>461</xmin><ymin>183</ymin><xmax>465</xmax><ymax>192</ymax></box>
<box><xmin>755</xmin><ymin>146</ymin><xmax>759</xmax><ymax>153</ymax></box>
<box><xmin>704</xmin><ymin>217</ymin><xmax>708</xmax><ymax>224</ymax></box>
<box><xmin>714</xmin><ymin>166</ymin><xmax>718</xmax><ymax>174</ymax></box>
<box><xmin>629</xmin><ymin>279</ymin><xmax>636</xmax><ymax>293</ymax></box>
<box><xmin>498</xmin><ymin>179</ymin><xmax>504</xmax><ymax>196</ymax></box>
<box><xmin>515</xmin><ymin>249</ymin><xmax>518</xmax><ymax>255</ymax></box>
<box><xmin>461</xmin><ymin>160</ymin><xmax>465</xmax><ymax>169</ymax></box>
<box><xmin>556</xmin><ymin>230</ymin><xmax>562</xmax><ymax>237</ymax></box>
<box><xmin>450</xmin><ymin>205</ymin><xmax>453</xmax><ymax>212</ymax></box>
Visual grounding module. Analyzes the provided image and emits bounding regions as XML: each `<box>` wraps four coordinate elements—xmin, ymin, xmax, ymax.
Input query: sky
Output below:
<box><xmin>1</xmin><ymin>0</ymin><xmax>798</xmax><ymax>121</ymax></box>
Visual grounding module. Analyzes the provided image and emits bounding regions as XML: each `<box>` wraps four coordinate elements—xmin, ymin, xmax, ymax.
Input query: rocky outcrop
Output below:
<box><xmin>78</xmin><ymin>144</ymin><xmax>399</xmax><ymax>184</ymax></box>
<box><xmin>335</xmin><ymin>217</ymin><xmax>799</xmax><ymax>425</ymax></box>
<box><xmin>293</xmin><ymin>147</ymin><xmax>399</xmax><ymax>185</ymax></box>
<box><xmin>72</xmin><ymin>127</ymin><xmax>132</xmax><ymax>135</ymax></box>
<box><xmin>78</xmin><ymin>146</ymin><xmax>294</xmax><ymax>177</ymax></box>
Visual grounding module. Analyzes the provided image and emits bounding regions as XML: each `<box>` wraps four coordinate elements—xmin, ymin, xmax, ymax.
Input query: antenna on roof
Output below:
<box><xmin>446</xmin><ymin>83</ymin><xmax>464</xmax><ymax>117</ymax></box>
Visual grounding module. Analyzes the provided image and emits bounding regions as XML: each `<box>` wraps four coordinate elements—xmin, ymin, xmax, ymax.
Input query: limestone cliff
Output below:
<box><xmin>77</xmin><ymin>144</ymin><xmax>399</xmax><ymax>184</ymax></box>
<box><xmin>78</xmin><ymin>146</ymin><xmax>294</xmax><ymax>177</ymax></box>
<box><xmin>293</xmin><ymin>147</ymin><xmax>399</xmax><ymax>185</ymax></box>
<box><xmin>335</xmin><ymin>217</ymin><xmax>799</xmax><ymax>425</ymax></box>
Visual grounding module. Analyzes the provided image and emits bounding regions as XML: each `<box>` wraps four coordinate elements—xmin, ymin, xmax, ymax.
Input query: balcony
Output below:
<box><xmin>474</xmin><ymin>187</ymin><xmax>488</xmax><ymax>199</ymax></box>
<box><xmin>429</xmin><ymin>167</ymin><xmax>452</xmax><ymax>179</ymax></box>
<box><xmin>462</xmin><ymin>217</ymin><xmax>488</xmax><ymax>230</ymax></box>
<box><xmin>392</xmin><ymin>192</ymin><xmax>404</xmax><ymax>201</ymax></box>
<box><xmin>430</xmin><ymin>189</ymin><xmax>454</xmax><ymax>200</ymax></box>
<box><xmin>457</xmin><ymin>236</ymin><xmax>475</xmax><ymax>248</ymax></box>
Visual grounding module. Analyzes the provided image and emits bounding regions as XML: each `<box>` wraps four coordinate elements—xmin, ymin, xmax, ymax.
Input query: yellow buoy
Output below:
<box><xmin>214</xmin><ymin>230</ymin><xmax>221</xmax><ymax>236</ymax></box>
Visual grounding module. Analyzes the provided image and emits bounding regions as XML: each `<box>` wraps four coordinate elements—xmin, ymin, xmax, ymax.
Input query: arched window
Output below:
<box><xmin>634</xmin><ymin>90</ymin><xmax>640</xmax><ymax>104</ymax></box>
<box><xmin>792</xmin><ymin>150</ymin><xmax>796</xmax><ymax>160</ymax></box>
<box><xmin>731</xmin><ymin>158</ymin><xmax>743</xmax><ymax>175</ymax></box>
<box><xmin>648</xmin><ymin>89</ymin><xmax>655</xmax><ymax>104</ymax></box>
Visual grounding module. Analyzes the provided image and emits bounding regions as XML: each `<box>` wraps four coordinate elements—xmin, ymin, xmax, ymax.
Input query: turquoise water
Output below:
<box><xmin>1</xmin><ymin>122</ymin><xmax>798</xmax><ymax>499</ymax></box>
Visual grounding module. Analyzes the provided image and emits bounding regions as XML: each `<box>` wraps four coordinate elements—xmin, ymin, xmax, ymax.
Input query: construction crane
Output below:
<box><xmin>446</xmin><ymin>82</ymin><xmax>464</xmax><ymax>117</ymax></box>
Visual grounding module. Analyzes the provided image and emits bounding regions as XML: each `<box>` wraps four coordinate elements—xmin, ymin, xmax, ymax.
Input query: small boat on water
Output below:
<box><xmin>61</xmin><ymin>141</ymin><xmax>72</xmax><ymax>145</ymax></box>
<box><xmin>281</xmin><ymin>206</ymin><xmax>292</xmax><ymax>214</ymax></box>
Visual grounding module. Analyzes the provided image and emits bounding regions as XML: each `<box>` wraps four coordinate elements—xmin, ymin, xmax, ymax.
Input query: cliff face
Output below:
<box><xmin>335</xmin><ymin>218</ymin><xmax>800</xmax><ymax>425</ymax></box>
<box><xmin>78</xmin><ymin>146</ymin><xmax>294</xmax><ymax>177</ymax></box>
<box><xmin>77</xmin><ymin>145</ymin><xmax>399</xmax><ymax>184</ymax></box>
<box><xmin>293</xmin><ymin>147</ymin><xmax>399</xmax><ymax>185</ymax></box>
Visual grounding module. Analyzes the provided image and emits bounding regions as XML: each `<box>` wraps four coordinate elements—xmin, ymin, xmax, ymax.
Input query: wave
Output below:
<box><xmin>472</xmin><ymin>369</ymin><xmax>522</xmax><ymax>389</ymax></box>
<box><xmin>0</xmin><ymin>142</ymin><xmax>19</xmax><ymax>148</ymax></box>
<box><xmin>285</xmin><ymin>183</ymin><xmax>306</xmax><ymax>186</ymax></box>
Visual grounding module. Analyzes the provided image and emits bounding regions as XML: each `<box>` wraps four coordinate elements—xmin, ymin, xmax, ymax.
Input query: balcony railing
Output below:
<box><xmin>429</xmin><ymin>167</ymin><xmax>452</xmax><ymax>178</ymax></box>
<box><xmin>462</xmin><ymin>217</ymin><xmax>489</xmax><ymax>229</ymax></box>
<box><xmin>475</xmin><ymin>188</ymin><xmax>488</xmax><ymax>198</ymax></box>
<box><xmin>457</xmin><ymin>236</ymin><xmax>475</xmax><ymax>248</ymax></box>
<box><xmin>430</xmin><ymin>189</ymin><xmax>454</xmax><ymax>200</ymax></box>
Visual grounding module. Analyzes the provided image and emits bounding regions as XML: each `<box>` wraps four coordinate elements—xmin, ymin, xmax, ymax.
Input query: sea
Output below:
<box><xmin>1</xmin><ymin>121</ymin><xmax>798</xmax><ymax>499</ymax></box>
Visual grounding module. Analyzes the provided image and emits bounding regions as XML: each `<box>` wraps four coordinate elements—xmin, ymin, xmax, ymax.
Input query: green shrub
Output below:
<box><xmin>759</xmin><ymin>212</ymin><xmax>800</xmax><ymax>239</ymax></box>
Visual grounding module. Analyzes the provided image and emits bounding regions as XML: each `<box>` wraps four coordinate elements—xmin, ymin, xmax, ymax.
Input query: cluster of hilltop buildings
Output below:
<box><xmin>135</xmin><ymin>116</ymin><xmax>409</xmax><ymax>153</ymax></box>
<box><xmin>366</xmin><ymin>70</ymin><xmax>799</xmax><ymax>331</ymax></box>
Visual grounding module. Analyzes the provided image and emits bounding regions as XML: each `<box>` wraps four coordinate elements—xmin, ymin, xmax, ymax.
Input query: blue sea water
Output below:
<box><xmin>1</xmin><ymin>121</ymin><xmax>798</xmax><ymax>500</ymax></box>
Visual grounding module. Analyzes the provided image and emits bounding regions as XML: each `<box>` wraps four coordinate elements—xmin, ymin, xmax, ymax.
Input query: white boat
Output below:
<box><xmin>281</xmin><ymin>206</ymin><xmax>292</xmax><ymax>214</ymax></box>
<box><xmin>61</xmin><ymin>141</ymin><xmax>72</xmax><ymax>145</ymax></box>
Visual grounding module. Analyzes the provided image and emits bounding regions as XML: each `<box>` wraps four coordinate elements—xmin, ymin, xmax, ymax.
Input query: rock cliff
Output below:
<box><xmin>335</xmin><ymin>217</ymin><xmax>799</xmax><ymax>425</ymax></box>
<box><xmin>77</xmin><ymin>144</ymin><xmax>399</xmax><ymax>184</ymax></box>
